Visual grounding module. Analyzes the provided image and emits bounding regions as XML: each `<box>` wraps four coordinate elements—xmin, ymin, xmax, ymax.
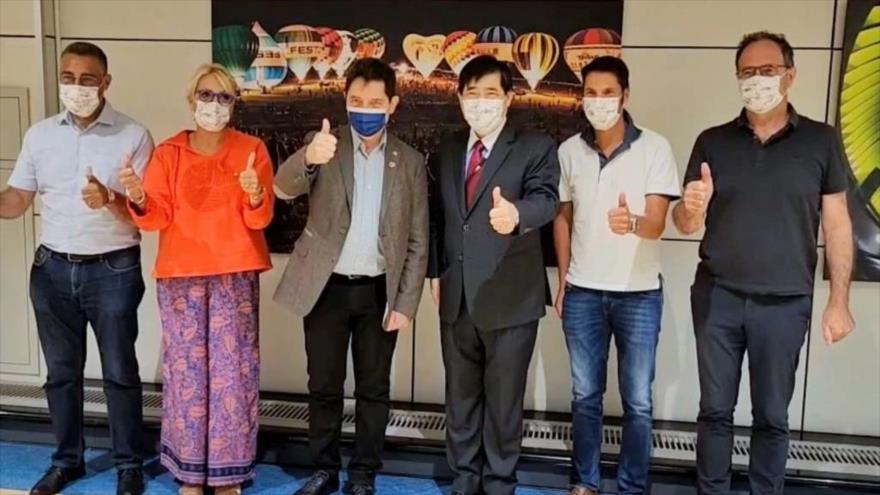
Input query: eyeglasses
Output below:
<box><xmin>195</xmin><ymin>89</ymin><xmax>236</xmax><ymax>106</ymax></box>
<box><xmin>737</xmin><ymin>64</ymin><xmax>791</xmax><ymax>79</ymax></box>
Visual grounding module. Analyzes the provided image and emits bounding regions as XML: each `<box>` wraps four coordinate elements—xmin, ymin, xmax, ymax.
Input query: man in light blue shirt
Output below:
<box><xmin>333</xmin><ymin>127</ymin><xmax>386</xmax><ymax>276</ymax></box>
<box><xmin>0</xmin><ymin>42</ymin><xmax>152</xmax><ymax>495</ymax></box>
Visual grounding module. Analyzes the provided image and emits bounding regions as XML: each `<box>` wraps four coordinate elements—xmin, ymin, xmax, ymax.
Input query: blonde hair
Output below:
<box><xmin>186</xmin><ymin>63</ymin><xmax>237</xmax><ymax>106</ymax></box>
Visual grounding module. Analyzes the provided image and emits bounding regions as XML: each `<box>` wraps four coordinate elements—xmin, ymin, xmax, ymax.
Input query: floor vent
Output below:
<box><xmin>2</xmin><ymin>382</ymin><xmax>878</xmax><ymax>478</ymax></box>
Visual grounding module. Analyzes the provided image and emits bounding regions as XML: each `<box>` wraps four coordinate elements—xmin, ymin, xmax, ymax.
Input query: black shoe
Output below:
<box><xmin>30</xmin><ymin>465</ymin><xmax>86</xmax><ymax>495</ymax></box>
<box><xmin>117</xmin><ymin>468</ymin><xmax>145</xmax><ymax>495</ymax></box>
<box><xmin>294</xmin><ymin>471</ymin><xmax>340</xmax><ymax>495</ymax></box>
<box><xmin>343</xmin><ymin>482</ymin><xmax>375</xmax><ymax>495</ymax></box>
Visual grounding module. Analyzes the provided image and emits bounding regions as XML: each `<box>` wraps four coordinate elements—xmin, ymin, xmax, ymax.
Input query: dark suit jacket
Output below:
<box><xmin>428</xmin><ymin>123</ymin><xmax>559</xmax><ymax>330</ymax></box>
<box><xmin>273</xmin><ymin>128</ymin><xmax>429</xmax><ymax>319</ymax></box>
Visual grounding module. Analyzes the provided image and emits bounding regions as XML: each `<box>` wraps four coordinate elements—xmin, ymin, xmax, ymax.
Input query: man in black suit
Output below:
<box><xmin>427</xmin><ymin>56</ymin><xmax>560</xmax><ymax>495</ymax></box>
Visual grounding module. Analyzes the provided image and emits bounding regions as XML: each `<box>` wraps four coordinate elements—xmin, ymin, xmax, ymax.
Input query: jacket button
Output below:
<box><xmin>457</xmin><ymin>254</ymin><xmax>464</xmax><ymax>262</ymax></box>
<box><xmin>463</xmin><ymin>224</ymin><xmax>470</xmax><ymax>232</ymax></box>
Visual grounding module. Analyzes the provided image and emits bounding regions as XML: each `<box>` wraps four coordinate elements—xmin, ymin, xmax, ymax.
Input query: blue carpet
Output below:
<box><xmin>0</xmin><ymin>441</ymin><xmax>565</xmax><ymax>495</ymax></box>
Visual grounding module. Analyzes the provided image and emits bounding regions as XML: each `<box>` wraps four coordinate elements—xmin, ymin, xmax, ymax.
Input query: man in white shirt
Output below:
<box><xmin>553</xmin><ymin>57</ymin><xmax>680</xmax><ymax>495</ymax></box>
<box><xmin>0</xmin><ymin>42</ymin><xmax>153</xmax><ymax>495</ymax></box>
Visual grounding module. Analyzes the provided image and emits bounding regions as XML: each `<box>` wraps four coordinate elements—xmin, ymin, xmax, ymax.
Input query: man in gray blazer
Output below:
<box><xmin>273</xmin><ymin>58</ymin><xmax>428</xmax><ymax>495</ymax></box>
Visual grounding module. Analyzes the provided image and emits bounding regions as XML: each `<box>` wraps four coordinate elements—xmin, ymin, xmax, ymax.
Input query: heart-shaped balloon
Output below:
<box><xmin>403</xmin><ymin>34</ymin><xmax>446</xmax><ymax>78</ymax></box>
<box><xmin>442</xmin><ymin>31</ymin><xmax>478</xmax><ymax>75</ymax></box>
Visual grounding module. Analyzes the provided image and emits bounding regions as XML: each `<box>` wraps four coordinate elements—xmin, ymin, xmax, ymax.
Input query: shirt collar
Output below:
<box><xmin>58</xmin><ymin>100</ymin><xmax>117</xmax><ymax>128</ymax></box>
<box><xmin>351</xmin><ymin>126</ymin><xmax>387</xmax><ymax>158</ymax></box>
<box><xmin>580</xmin><ymin>111</ymin><xmax>642</xmax><ymax>152</ymax></box>
<box><xmin>736</xmin><ymin>103</ymin><xmax>800</xmax><ymax>130</ymax></box>
<box><xmin>467</xmin><ymin>118</ymin><xmax>507</xmax><ymax>155</ymax></box>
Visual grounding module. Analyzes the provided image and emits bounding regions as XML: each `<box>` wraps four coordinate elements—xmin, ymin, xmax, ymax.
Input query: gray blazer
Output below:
<box><xmin>273</xmin><ymin>128</ymin><xmax>429</xmax><ymax>319</ymax></box>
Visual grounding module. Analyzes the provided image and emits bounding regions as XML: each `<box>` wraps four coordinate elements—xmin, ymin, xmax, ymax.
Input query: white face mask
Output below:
<box><xmin>194</xmin><ymin>101</ymin><xmax>231</xmax><ymax>132</ymax></box>
<box><xmin>738</xmin><ymin>75</ymin><xmax>784</xmax><ymax>114</ymax></box>
<box><xmin>582</xmin><ymin>96</ymin><xmax>621</xmax><ymax>131</ymax></box>
<box><xmin>59</xmin><ymin>84</ymin><xmax>101</xmax><ymax>118</ymax></box>
<box><xmin>461</xmin><ymin>98</ymin><xmax>506</xmax><ymax>137</ymax></box>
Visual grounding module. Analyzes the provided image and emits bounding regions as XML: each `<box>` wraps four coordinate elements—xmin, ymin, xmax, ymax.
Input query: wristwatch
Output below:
<box><xmin>628</xmin><ymin>215</ymin><xmax>639</xmax><ymax>234</ymax></box>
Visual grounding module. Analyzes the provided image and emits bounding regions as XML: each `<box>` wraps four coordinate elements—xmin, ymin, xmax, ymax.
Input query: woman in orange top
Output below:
<box><xmin>120</xmin><ymin>64</ymin><xmax>273</xmax><ymax>495</ymax></box>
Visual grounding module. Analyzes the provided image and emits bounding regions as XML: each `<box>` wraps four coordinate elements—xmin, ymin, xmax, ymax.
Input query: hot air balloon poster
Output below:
<box><xmin>833</xmin><ymin>0</ymin><xmax>880</xmax><ymax>282</ymax></box>
<box><xmin>212</xmin><ymin>0</ymin><xmax>623</xmax><ymax>253</ymax></box>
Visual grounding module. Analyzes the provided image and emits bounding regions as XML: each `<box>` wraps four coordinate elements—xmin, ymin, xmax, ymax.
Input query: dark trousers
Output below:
<box><xmin>30</xmin><ymin>245</ymin><xmax>145</xmax><ymax>470</ymax></box>
<box><xmin>303</xmin><ymin>274</ymin><xmax>397</xmax><ymax>484</ymax></box>
<box><xmin>441</xmin><ymin>300</ymin><xmax>538</xmax><ymax>495</ymax></box>
<box><xmin>691</xmin><ymin>274</ymin><xmax>811</xmax><ymax>495</ymax></box>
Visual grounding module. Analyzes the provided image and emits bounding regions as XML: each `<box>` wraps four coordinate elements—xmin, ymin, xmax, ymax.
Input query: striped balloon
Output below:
<box><xmin>474</xmin><ymin>25</ymin><xmax>518</xmax><ymax>62</ymax></box>
<box><xmin>564</xmin><ymin>28</ymin><xmax>622</xmax><ymax>82</ymax></box>
<box><xmin>512</xmin><ymin>32</ymin><xmax>559</xmax><ymax>90</ymax></box>
<box><xmin>442</xmin><ymin>31</ymin><xmax>478</xmax><ymax>75</ymax></box>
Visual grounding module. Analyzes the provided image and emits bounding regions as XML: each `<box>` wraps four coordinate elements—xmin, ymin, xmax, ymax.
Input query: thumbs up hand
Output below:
<box><xmin>489</xmin><ymin>187</ymin><xmax>519</xmax><ymax>235</ymax></box>
<box><xmin>238</xmin><ymin>152</ymin><xmax>261</xmax><ymax>194</ymax></box>
<box><xmin>683</xmin><ymin>162</ymin><xmax>714</xmax><ymax>216</ymax></box>
<box><xmin>82</xmin><ymin>167</ymin><xmax>110</xmax><ymax>209</ymax></box>
<box><xmin>608</xmin><ymin>192</ymin><xmax>634</xmax><ymax>235</ymax></box>
<box><xmin>118</xmin><ymin>158</ymin><xmax>145</xmax><ymax>206</ymax></box>
<box><xmin>305</xmin><ymin>118</ymin><xmax>338</xmax><ymax>166</ymax></box>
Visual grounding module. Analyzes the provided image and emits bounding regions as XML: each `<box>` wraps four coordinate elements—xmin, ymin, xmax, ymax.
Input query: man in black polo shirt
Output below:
<box><xmin>673</xmin><ymin>31</ymin><xmax>855</xmax><ymax>494</ymax></box>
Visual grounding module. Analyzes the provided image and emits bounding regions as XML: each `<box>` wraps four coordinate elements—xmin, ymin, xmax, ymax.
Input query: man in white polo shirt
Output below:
<box><xmin>553</xmin><ymin>56</ymin><xmax>679</xmax><ymax>495</ymax></box>
<box><xmin>0</xmin><ymin>42</ymin><xmax>152</xmax><ymax>495</ymax></box>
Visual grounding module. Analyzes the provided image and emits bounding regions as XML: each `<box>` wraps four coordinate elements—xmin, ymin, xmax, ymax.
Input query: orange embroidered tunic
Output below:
<box><xmin>130</xmin><ymin>129</ymin><xmax>274</xmax><ymax>278</ymax></box>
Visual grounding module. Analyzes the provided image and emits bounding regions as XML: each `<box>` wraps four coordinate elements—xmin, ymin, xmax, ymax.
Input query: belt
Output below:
<box><xmin>329</xmin><ymin>272</ymin><xmax>385</xmax><ymax>285</ymax></box>
<box><xmin>44</xmin><ymin>245</ymin><xmax>137</xmax><ymax>263</ymax></box>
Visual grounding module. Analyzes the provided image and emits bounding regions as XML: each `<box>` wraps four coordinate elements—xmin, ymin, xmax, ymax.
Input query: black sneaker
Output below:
<box><xmin>293</xmin><ymin>470</ymin><xmax>340</xmax><ymax>495</ymax></box>
<box><xmin>117</xmin><ymin>468</ymin><xmax>145</xmax><ymax>495</ymax></box>
<box><xmin>30</xmin><ymin>465</ymin><xmax>86</xmax><ymax>495</ymax></box>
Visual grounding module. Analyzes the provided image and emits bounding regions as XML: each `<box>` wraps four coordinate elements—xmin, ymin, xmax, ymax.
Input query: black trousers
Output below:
<box><xmin>303</xmin><ymin>274</ymin><xmax>397</xmax><ymax>484</ymax></box>
<box><xmin>691</xmin><ymin>273</ymin><xmax>811</xmax><ymax>495</ymax></box>
<box><xmin>441</xmin><ymin>300</ymin><xmax>538</xmax><ymax>495</ymax></box>
<box><xmin>30</xmin><ymin>245</ymin><xmax>145</xmax><ymax>470</ymax></box>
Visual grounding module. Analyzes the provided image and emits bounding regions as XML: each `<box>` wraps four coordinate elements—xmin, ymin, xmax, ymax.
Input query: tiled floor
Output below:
<box><xmin>0</xmin><ymin>441</ymin><xmax>560</xmax><ymax>495</ymax></box>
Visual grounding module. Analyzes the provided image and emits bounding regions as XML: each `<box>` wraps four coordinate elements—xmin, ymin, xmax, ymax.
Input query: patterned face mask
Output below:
<box><xmin>738</xmin><ymin>75</ymin><xmax>784</xmax><ymax>114</ymax></box>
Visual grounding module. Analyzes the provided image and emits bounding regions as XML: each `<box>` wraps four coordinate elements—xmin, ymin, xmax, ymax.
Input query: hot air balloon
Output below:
<box><xmin>242</xmin><ymin>22</ymin><xmax>287</xmax><ymax>91</ymax></box>
<box><xmin>312</xmin><ymin>27</ymin><xmax>343</xmax><ymax>80</ymax></box>
<box><xmin>564</xmin><ymin>28</ymin><xmax>622</xmax><ymax>82</ymax></box>
<box><xmin>212</xmin><ymin>25</ymin><xmax>259</xmax><ymax>86</ymax></box>
<box><xmin>275</xmin><ymin>24</ymin><xmax>324</xmax><ymax>81</ymax></box>
<box><xmin>354</xmin><ymin>28</ymin><xmax>386</xmax><ymax>59</ymax></box>
<box><xmin>512</xmin><ymin>32</ymin><xmax>559</xmax><ymax>90</ymax></box>
<box><xmin>402</xmin><ymin>33</ymin><xmax>446</xmax><ymax>78</ymax></box>
<box><xmin>442</xmin><ymin>31</ymin><xmax>478</xmax><ymax>76</ymax></box>
<box><xmin>332</xmin><ymin>30</ymin><xmax>359</xmax><ymax>78</ymax></box>
<box><xmin>473</xmin><ymin>26</ymin><xmax>518</xmax><ymax>62</ymax></box>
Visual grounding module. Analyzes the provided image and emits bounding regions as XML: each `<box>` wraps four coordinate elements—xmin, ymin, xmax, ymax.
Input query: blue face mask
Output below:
<box><xmin>348</xmin><ymin>106</ymin><xmax>388</xmax><ymax>138</ymax></box>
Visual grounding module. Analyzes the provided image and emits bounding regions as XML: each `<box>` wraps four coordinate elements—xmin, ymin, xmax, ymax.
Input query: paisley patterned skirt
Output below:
<box><xmin>157</xmin><ymin>272</ymin><xmax>260</xmax><ymax>486</ymax></box>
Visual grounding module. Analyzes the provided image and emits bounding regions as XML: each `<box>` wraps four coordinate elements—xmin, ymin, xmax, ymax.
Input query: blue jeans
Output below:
<box><xmin>30</xmin><ymin>245</ymin><xmax>145</xmax><ymax>470</ymax></box>
<box><xmin>562</xmin><ymin>284</ymin><xmax>662</xmax><ymax>494</ymax></box>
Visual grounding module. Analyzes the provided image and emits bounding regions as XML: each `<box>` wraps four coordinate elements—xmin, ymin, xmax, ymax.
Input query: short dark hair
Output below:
<box><xmin>344</xmin><ymin>58</ymin><xmax>396</xmax><ymax>98</ymax></box>
<box><xmin>61</xmin><ymin>42</ymin><xmax>108</xmax><ymax>72</ymax></box>
<box><xmin>581</xmin><ymin>56</ymin><xmax>629</xmax><ymax>91</ymax></box>
<box><xmin>735</xmin><ymin>31</ymin><xmax>794</xmax><ymax>68</ymax></box>
<box><xmin>457</xmin><ymin>55</ymin><xmax>513</xmax><ymax>94</ymax></box>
